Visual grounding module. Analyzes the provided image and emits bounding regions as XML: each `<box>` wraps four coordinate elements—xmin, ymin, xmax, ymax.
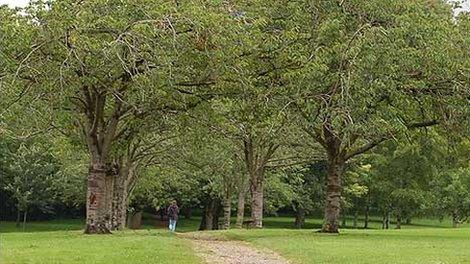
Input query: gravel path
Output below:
<box><xmin>191</xmin><ymin>239</ymin><xmax>290</xmax><ymax>264</ymax></box>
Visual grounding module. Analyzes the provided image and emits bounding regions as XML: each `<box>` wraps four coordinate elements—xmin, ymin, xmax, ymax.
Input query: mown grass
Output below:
<box><xmin>1</xmin><ymin>216</ymin><xmax>469</xmax><ymax>264</ymax></box>
<box><xmin>0</xmin><ymin>229</ymin><xmax>200</xmax><ymax>264</ymax></box>
<box><xmin>204</xmin><ymin>228</ymin><xmax>470</xmax><ymax>264</ymax></box>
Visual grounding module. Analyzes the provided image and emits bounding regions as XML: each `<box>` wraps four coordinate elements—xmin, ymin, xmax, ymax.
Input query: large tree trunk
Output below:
<box><xmin>80</xmin><ymin>91</ymin><xmax>122</xmax><ymax>234</ymax></box>
<box><xmin>111</xmin><ymin>175</ymin><xmax>128</xmax><ymax>230</ymax></box>
<box><xmin>111</xmin><ymin>164</ymin><xmax>131</xmax><ymax>230</ymax></box>
<box><xmin>222</xmin><ymin>191</ymin><xmax>232</xmax><ymax>230</ymax></box>
<box><xmin>103</xmin><ymin>160</ymin><xmax>134</xmax><ymax>231</ymax></box>
<box><xmin>243</xmin><ymin>133</ymin><xmax>276</xmax><ymax>229</ymax></box>
<box><xmin>235</xmin><ymin>181</ymin><xmax>248</xmax><ymax>228</ymax></box>
<box><xmin>321</xmin><ymin>155</ymin><xmax>345</xmax><ymax>233</ymax></box>
<box><xmin>85</xmin><ymin>162</ymin><xmax>112</xmax><ymax>234</ymax></box>
<box><xmin>104</xmin><ymin>170</ymin><xmax>114</xmax><ymax>228</ymax></box>
<box><xmin>250</xmin><ymin>174</ymin><xmax>264</xmax><ymax>228</ymax></box>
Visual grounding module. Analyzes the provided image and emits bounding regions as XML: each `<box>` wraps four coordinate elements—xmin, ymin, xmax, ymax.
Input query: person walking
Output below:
<box><xmin>167</xmin><ymin>200</ymin><xmax>179</xmax><ymax>232</ymax></box>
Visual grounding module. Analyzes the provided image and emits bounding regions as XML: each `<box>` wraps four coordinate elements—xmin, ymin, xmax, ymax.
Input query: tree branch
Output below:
<box><xmin>345</xmin><ymin>119</ymin><xmax>439</xmax><ymax>160</ymax></box>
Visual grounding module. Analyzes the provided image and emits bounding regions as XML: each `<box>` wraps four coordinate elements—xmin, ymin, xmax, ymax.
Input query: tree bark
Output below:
<box><xmin>111</xmin><ymin>176</ymin><xmax>128</xmax><ymax>230</ymax></box>
<box><xmin>100</xmin><ymin>159</ymin><xmax>134</xmax><ymax>231</ymax></box>
<box><xmin>250</xmin><ymin>174</ymin><xmax>264</xmax><ymax>228</ymax></box>
<box><xmin>104</xmin><ymin>170</ymin><xmax>114</xmax><ymax>227</ymax></box>
<box><xmin>85</xmin><ymin>162</ymin><xmax>112</xmax><ymax>234</ymax></box>
<box><xmin>243</xmin><ymin>133</ymin><xmax>276</xmax><ymax>229</ymax></box>
<box><xmin>111</xmin><ymin>163</ymin><xmax>131</xmax><ymax>230</ymax></box>
<box><xmin>321</xmin><ymin>156</ymin><xmax>345</xmax><ymax>233</ymax></box>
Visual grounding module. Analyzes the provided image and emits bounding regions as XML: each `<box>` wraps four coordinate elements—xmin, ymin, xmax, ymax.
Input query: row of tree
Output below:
<box><xmin>1</xmin><ymin>0</ymin><xmax>468</xmax><ymax>233</ymax></box>
<box><xmin>2</xmin><ymin>130</ymin><xmax>468</xmax><ymax>231</ymax></box>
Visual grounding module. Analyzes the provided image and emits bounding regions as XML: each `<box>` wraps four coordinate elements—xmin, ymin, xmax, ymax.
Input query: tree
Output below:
<box><xmin>103</xmin><ymin>110</ymin><xmax>180</xmax><ymax>230</ymax></box>
<box><xmin>161</xmin><ymin>0</ymin><xmax>319</xmax><ymax>229</ymax></box>
<box><xmin>366</xmin><ymin>131</ymin><xmax>450</xmax><ymax>229</ymax></box>
<box><xmin>432</xmin><ymin>168</ymin><xmax>470</xmax><ymax>228</ymax></box>
<box><xmin>263</xmin><ymin>171</ymin><xmax>295</xmax><ymax>217</ymax></box>
<box><xmin>1</xmin><ymin>4</ymin><xmax>43</xmax><ymax>138</ymax></box>
<box><xmin>285</xmin><ymin>162</ymin><xmax>327</xmax><ymax>228</ymax></box>
<box><xmin>342</xmin><ymin>164</ymin><xmax>369</xmax><ymax>228</ymax></box>
<box><xmin>288</xmin><ymin>0</ymin><xmax>468</xmax><ymax>233</ymax></box>
<box><xmin>3</xmin><ymin>0</ymin><xmax>468</xmax><ymax>235</ymax></box>
<box><xmin>1</xmin><ymin>140</ymin><xmax>59</xmax><ymax>230</ymax></box>
<box><xmin>168</xmin><ymin>113</ymin><xmax>242</xmax><ymax>230</ymax></box>
<box><xmin>13</xmin><ymin>0</ymin><xmax>226</xmax><ymax>233</ymax></box>
<box><xmin>429</xmin><ymin>138</ymin><xmax>470</xmax><ymax>227</ymax></box>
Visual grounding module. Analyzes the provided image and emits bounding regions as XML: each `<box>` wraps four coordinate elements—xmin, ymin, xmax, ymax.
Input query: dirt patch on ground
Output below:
<box><xmin>186</xmin><ymin>235</ymin><xmax>290</xmax><ymax>264</ymax></box>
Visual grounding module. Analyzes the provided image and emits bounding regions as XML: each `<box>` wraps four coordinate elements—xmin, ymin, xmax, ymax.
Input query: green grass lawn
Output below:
<box><xmin>208</xmin><ymin>228</ymin><xmax>470</xmax><ymax>264</ymax></box>
<box><xmin>0</xmin><ymin>229</ymin><xmax>200</xmax><ymax>264</ymax></box>
<box><xmin>1</xmin><ymin>217</ymin><xmax>469</xmax><ymax>264</ymax></box>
